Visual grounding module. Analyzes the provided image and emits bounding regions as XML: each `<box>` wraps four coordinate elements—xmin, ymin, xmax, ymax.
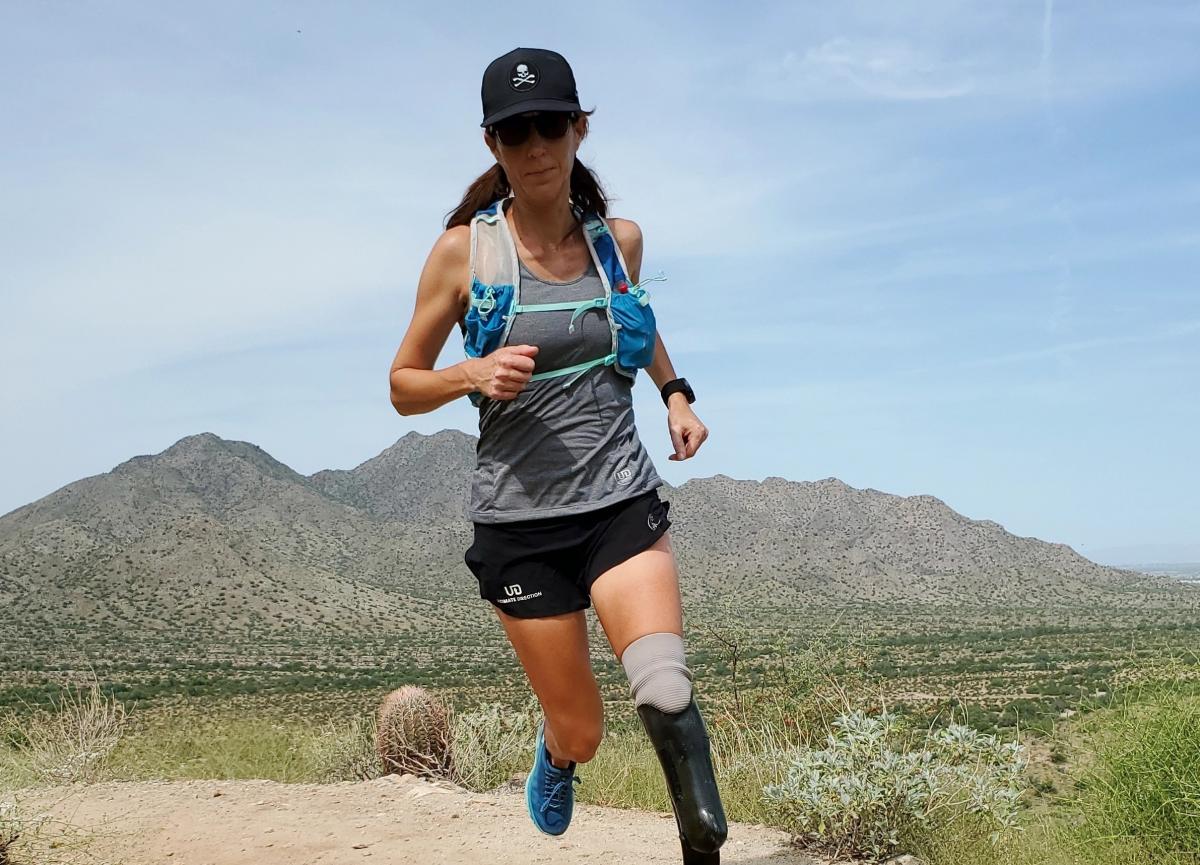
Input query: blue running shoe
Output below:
<box><xmin>525</xmin><ymin>719</ymin><xmax>581</xmax><ymax>835</ymax></box>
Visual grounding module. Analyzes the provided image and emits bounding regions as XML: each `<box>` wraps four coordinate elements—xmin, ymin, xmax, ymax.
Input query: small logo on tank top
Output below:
<box><xmin>615</xmin><ymin>468</ymin><xmax>633</xmax><ymax>485</ymax></box>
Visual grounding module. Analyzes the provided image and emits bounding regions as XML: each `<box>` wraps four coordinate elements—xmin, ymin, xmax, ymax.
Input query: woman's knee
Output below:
<box><xmin>546</xmin><ymin>710</ymin><xmax>605</xmax><ymax>762</ymax></box>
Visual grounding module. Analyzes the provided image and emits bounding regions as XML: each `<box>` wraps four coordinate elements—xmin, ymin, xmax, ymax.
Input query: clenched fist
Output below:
<box><xmin>473</xmin><ymin>344</ymin><xmax>539</xmax><ymax>401</ymax></box>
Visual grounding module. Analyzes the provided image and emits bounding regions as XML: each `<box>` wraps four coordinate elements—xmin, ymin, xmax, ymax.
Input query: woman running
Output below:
<box><xmin>388</xmin><ymin>46</ymin><xmax>727</xmax><ymax>864</ymax></box>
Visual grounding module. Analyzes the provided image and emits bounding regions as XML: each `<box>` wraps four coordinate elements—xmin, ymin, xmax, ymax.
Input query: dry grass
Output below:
<box><xmin>1</xmin><ymin>676</ymin><xmax>127</xmax><ymax>787</ymax></box>
<box><xmin>0</xmin><ymin>675</ymin><xmax>127</xmax><ymax>864</ymax></box>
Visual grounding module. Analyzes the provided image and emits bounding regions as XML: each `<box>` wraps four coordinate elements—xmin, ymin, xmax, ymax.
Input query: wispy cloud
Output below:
<box><xmin>757</xmin><ymin>37</ymin><xmax>974</xmax><ymax>102</ymax></box>
<box><xmin>1040</xmin><ymin>0</ymin><xmax>1056</xmax><ymax>100</ymax></box>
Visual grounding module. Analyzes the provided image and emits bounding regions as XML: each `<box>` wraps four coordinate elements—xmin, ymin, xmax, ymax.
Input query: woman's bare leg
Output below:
<box><xmin>494</xmin><ymin>607</ymin><xmax>605</xmax><ymax>766</ymax></box>
<box><xmin>588</xmin><ymin>532</ymin><xmax>683</xmax><ymax>661</ymax></box>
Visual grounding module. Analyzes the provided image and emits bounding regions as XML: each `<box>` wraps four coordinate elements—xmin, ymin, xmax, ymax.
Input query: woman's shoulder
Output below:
<box><xmin>605</xmin><ymin>216</ymin><xmax>644</xmax><ymax>278</ymax></box>
<box><xmin>419</xmin><ymin>225</ymin><xmax>472</xmax><ymax>312</ymax></box>
<box><xmin>430</xmin><ymin>223</ymin><xmax>471</xmax><ymax>264</ymax></box>
<box><xmin>605</xmin><ymin>216</ymin><xmax>642</xmax><ymax>246</ymax></box>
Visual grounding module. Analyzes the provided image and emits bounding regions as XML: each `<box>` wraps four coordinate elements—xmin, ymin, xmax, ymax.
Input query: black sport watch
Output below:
<box><xmin>660</xmin><ymin>377</ymin><xmax>695</xmax><ymax>407</ymax></box>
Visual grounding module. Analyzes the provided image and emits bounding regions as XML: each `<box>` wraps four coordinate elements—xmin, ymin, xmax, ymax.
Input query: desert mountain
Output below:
<box><xmin>310</xmin><ymin>430</ymin><xmax>476</xmax><ymax>523</ymax></box>
<box><xmin>0</xmin><ymin>431</ymin><xmax>1191</xmax><ymax>640</ymax></box>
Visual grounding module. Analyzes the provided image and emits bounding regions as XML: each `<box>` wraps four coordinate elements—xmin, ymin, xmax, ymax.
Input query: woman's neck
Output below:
<box><xmin>507</xmin><ymin>196</ymin><xmax>579</xmax><ymax>254</ymax></box>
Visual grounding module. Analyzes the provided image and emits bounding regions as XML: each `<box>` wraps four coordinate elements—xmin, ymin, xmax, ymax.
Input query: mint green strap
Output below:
<box><xmin>470</xmin><ymin>286</ymin><xmax>499</xmax><ymax>316</ymax></box>
<box><xmin>512</xmin><ymin>300</ymin><xmax>583</xmax><ymax>312</ymax></box>
<box><xmin>528</xmin><ymin>352</ymin><xmax>617</xmax><ymax>388</ymax></box>
<box><xmin>626</xmin><ymin>272</ymin><xmax>667</xmax><ymax>307</ymax></box>
<box><xmin>513</xmin><ymin>297</ymin><xmax>608</xmax><ymax>332</ymax></box>
<box><xmin>568</xmin><ymin>297</ymin><xmax>608</xmax><ymax>330</ymax></box>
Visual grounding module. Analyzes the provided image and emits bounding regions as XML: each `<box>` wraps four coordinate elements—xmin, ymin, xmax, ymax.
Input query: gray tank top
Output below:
<box><xmin>467</xmin><ymin>254</ymin><xmax>662</xmax><ymax>523</ymax></box>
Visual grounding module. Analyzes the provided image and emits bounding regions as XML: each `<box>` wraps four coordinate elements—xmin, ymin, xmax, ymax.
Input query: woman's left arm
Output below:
<box><xmin>612</xmin><ymin>218</ymin><xmax>709</xmax><ymax>462</ymax></box>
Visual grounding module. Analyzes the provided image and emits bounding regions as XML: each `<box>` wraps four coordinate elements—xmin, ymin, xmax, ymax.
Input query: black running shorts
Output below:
<box><xmin>464</xmin><ymin>489</ymin><xmax>673</xmax><ymax>619</ymax></box>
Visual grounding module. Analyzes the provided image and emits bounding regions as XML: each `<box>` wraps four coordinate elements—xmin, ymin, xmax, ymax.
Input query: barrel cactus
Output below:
<box><xmin>375</xmin><ymin>686</ymin><xmax>453</xmax><ymax>778</ymax></box>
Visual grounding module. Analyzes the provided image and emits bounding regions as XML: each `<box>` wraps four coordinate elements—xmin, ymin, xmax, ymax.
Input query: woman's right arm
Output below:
<box><xmin>388</xmin><ymin>226</ymin><xmax>538</xmax><ymax>415</ymax></box>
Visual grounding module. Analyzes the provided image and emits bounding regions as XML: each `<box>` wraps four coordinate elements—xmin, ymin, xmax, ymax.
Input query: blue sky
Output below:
<box><xmin>2</xmin><ymin>2</ymin><xmax>1197</xmax><ymax>564</ymax></box>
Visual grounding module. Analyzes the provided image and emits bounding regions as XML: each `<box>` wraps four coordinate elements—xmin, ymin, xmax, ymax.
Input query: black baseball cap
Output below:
<box><xmin>480</xmin><ymin>47</ymin><xmax>583</xmax><ymax>128</ymax></box>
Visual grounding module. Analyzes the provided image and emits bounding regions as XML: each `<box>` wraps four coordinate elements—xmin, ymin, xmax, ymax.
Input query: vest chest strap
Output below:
<box><xmin>511</xmin><ymin>297</ymin><xmax>609</xmax><ymax>332</ymax></box>
<box><xmin>528</xmin><ymin>352</ymin><xmax>618</xmax><ymax>389</ymax></box>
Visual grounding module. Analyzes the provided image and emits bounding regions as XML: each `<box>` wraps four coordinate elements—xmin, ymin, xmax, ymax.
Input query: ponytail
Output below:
<box><xmin>444</xmin><ymin>163</ymin><xmax>511</xmax><ymax>229</ymax></box>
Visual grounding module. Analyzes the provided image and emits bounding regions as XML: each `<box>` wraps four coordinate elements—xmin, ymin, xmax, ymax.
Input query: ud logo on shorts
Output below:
<box><xmin>504</xmin><ymin>584</ymin><xmax>523</xmax><ymax>597</ymax></box>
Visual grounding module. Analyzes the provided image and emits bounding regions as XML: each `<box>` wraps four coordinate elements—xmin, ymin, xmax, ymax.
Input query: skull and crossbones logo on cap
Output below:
<box><xmin>509</xmin><ymin>62</ymin><xmax>538</xmax><ymax>91</ymax></box>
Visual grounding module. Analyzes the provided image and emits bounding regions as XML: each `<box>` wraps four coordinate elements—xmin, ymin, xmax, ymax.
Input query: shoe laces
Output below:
<box><xmin>540</xmin><ymin>769</ymin><xmax>581</xmax><ymax>814</ymax></box>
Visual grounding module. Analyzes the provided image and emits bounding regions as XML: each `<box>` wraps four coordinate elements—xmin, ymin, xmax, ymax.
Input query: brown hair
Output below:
<box><xmin>443</xmin><ymin>110</ymin><xmax>609</xmax><ymax>229</ymax></box>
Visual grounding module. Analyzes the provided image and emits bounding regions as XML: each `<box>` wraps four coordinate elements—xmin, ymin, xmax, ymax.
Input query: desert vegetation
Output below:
<box><xmin>2</xmin><ymin>623</ymin><xmax>1197</xmax><ymax>864</ymax></box>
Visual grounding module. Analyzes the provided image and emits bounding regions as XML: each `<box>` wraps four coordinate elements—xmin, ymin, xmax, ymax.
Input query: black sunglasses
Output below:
<box><xmin>488</xmin><ymin>111</ymin><xmax>577</xmax><ymax>147</ymax></box>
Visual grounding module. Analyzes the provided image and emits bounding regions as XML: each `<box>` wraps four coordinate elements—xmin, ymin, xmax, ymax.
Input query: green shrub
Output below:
<box><xmin>763</xmin><ymin>709</ymin><xmax>1027</xmax><ymax>861</ymax></box>
<box><xmin>1069</xmin><ymin>681</ymin><xmax>1200</xmax><ymax>859</ymax></box>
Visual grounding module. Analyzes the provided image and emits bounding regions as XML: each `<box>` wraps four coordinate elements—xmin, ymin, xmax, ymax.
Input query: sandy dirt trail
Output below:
<box><xmin>26</xmin><ymin>774</ymin><xmax>836</xmax><ymax>865</ymax></box>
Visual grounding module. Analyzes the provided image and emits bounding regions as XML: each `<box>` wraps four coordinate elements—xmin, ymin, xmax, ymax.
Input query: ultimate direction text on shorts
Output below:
<box><xmin>497</xmin><ymin>584</ymin><xmax>544</xmax><ymax>603</ymax></box>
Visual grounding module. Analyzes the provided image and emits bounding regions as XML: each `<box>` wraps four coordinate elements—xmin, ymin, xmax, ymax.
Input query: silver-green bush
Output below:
<box><xmin>763</xmin><ymin>709</ymin><xmax>1027</xmax><ymax>861</ymax></box>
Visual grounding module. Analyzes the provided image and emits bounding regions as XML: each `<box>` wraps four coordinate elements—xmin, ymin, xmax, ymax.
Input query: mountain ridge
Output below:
<box><xmin>0</xmin><ymin>431</ymin><xmax>1191</xmax><ymax>639</ymax></box>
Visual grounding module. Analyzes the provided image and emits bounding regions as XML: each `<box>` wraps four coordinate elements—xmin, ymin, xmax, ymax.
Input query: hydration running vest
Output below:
<box><xmin>460</xmin><ymin>195</ymin><xmax>664</xmax><ymax>407</ymax></box>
